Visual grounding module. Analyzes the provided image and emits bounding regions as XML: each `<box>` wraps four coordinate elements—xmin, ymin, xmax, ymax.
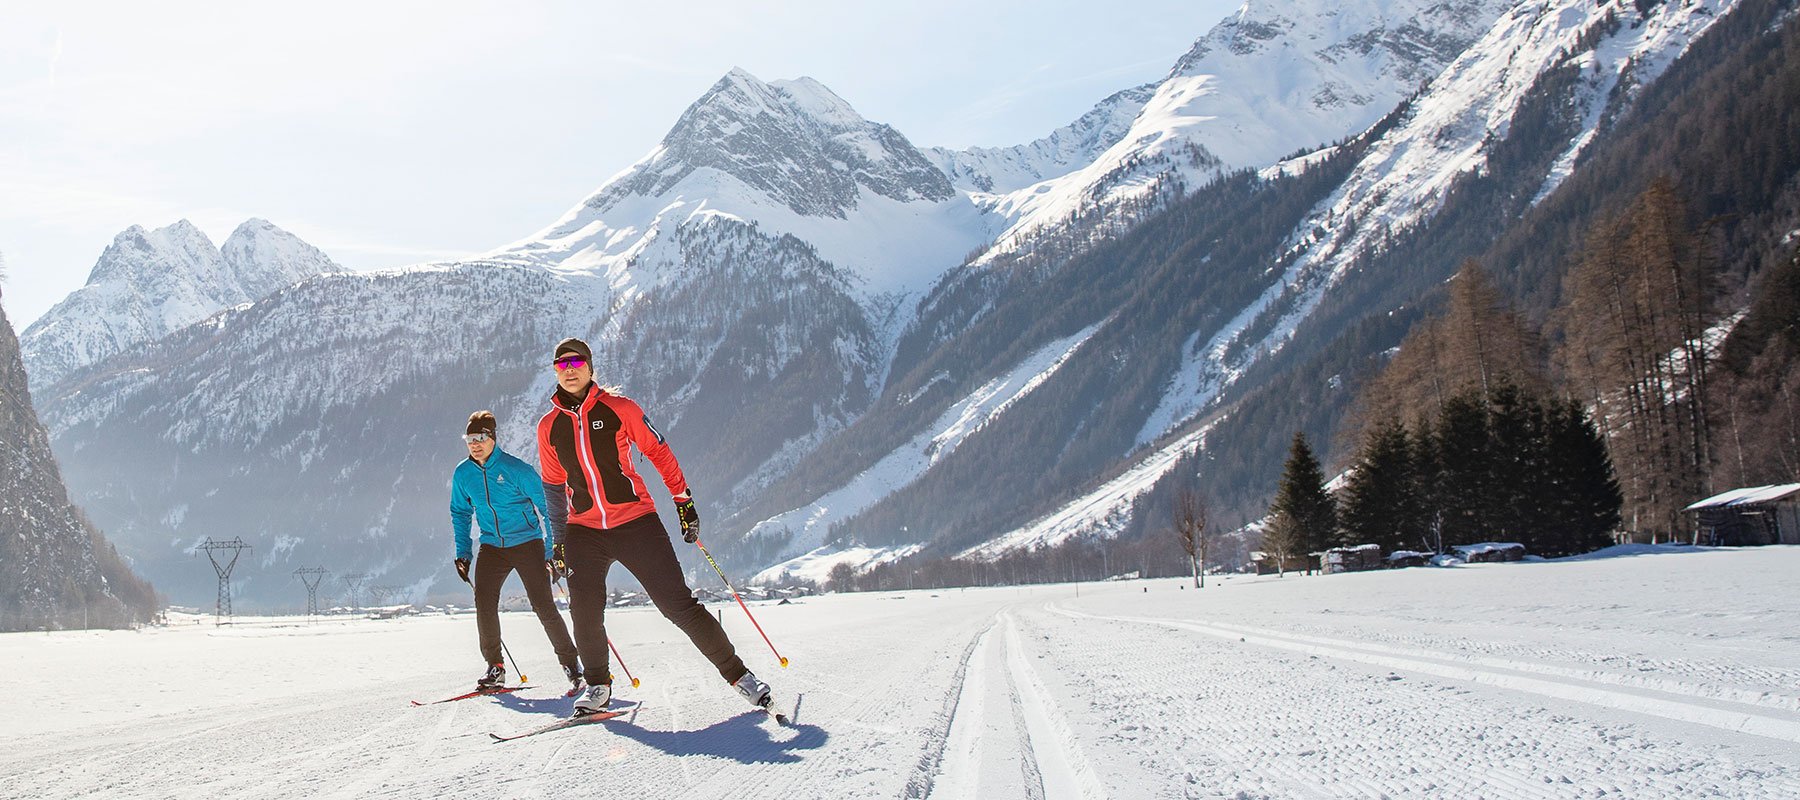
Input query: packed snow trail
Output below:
<box><xmin>2</xmin><ymin>546</ymin><xmax>1798</xmax><ymax>798</ymax></box>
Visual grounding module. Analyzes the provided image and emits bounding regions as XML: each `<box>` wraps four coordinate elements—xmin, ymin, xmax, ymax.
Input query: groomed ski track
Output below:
<box><xmin>2</xmin><ymin>546</ymin><xmax>1798</xmax><ymax>798</ymax></box>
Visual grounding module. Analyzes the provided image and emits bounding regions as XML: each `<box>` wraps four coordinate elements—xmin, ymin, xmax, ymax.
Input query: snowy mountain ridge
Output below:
<box><xmin>973</xmin><ymin>0</ymin><xmax>1519</xmax><ymax>261</ymax></box>
<box><xmin>923</xmin><ymin>84</ymin><xmax>1158</xmax><ymax>195</ymax></box>
<box><xmin>20</xmin><ymin>218</ymin><xmax>342</xmax><ymax>390</ymax></box>
<box><xmin>495</xmin><ymin>69</ymin><xmax>994</xmax><ymax>301</ymax></box>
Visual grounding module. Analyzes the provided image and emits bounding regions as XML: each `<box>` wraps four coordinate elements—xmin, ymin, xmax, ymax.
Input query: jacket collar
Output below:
<box><xmin>553</xmin><ymin>383</ymin><xmax>600</xmax><ymax>414</ymax></box>
<box><xmin>466</xmin><ymin>445</ymin><xmax>508</xmax><ymax>469</ymax></box>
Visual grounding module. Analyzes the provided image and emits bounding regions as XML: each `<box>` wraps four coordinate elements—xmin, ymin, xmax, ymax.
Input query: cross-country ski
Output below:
<box><xmin>488</xmin><ymin>706</ymin><xmax>636</xmax><ymax>742</ymax></box>
<box><xmin>408</xmin><ymin>685</ymin><xmax>532</xmax><ymax>707</ymax></box>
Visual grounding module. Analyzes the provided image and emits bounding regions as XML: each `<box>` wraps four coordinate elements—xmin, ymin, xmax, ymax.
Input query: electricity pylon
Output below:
<box><xmin>198</xmin><ymin>538</ymin><xmax>252</xmax><ymax>625</ymax></box>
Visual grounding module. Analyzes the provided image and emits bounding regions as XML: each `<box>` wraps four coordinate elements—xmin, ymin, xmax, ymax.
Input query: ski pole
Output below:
<box><xmin>501</xmin><ymin>637</ymin><xmax>527</xmax><ymax>683</ymax></box>
<box><xmin>609</xmin><ymin>638</ymin><xmax>641</xmax><ymax>688</ymax></box>
<box><xmin>693</xmin><ymin>538</ymin><xmax>789</xmax><ymax>668</ymax></box>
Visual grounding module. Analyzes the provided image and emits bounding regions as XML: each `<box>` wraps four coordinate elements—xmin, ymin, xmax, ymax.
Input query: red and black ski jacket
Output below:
<box><xmin>536</xmin><ymin>384</ymin><xmax>689</xmax><ymax>540</ymax></box>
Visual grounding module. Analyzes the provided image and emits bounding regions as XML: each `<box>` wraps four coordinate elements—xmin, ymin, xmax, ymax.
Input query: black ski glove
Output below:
<box><xmin>549</xmin><ymin>543</ymin><xmax>572</xmax><ymax>581</ymax></box>
<box><xmin>674</xmin><ymin>492</ymin><xmax>700</xmax><ymax>543</ymax></box>
<box><xmin>454</xmin><ymin>558</ymin><xmax>471</xmax><ymax>584</ymax></box>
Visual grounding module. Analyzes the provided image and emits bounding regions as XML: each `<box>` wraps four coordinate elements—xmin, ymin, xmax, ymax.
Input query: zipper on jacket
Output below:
<box><xmin>572</xmin><ymin>397</ymin><xmax>610</xmax><ymax>529</ymax></box>
<box><xmin>481</xmin><ymin>461</ymin><xmax>505</xmax><ymax>547</ymax></box>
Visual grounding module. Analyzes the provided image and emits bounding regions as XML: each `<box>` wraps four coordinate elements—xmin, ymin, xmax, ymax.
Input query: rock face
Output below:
<box><xmin>0</xmin><ymin>285</ymin><xmax>156</xmax><ymax>631</ymax></box>
<box><xmin>581</xmin><ymin>69</ymin><xmax>956</xmax><ymax>220</ymax></box>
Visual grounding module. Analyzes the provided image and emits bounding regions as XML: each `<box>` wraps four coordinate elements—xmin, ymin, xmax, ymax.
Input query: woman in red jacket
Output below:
<box><xmin>536</xmin><ymin>337</ymin><xmax>772</xmax><ymax>717</ymax></box>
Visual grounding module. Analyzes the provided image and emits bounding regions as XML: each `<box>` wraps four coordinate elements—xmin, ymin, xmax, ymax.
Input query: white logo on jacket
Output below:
<box><xmin>592</xmin><ymin>420</ymin><xmax>605</xmax><ymax>431</ymax></box>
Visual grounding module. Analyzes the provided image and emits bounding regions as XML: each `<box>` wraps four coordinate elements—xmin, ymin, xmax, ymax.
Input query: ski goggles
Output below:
<box><xmin>553</xmin><ymin>356</ymin><xmax>588</xmax><ymax>371</ymax></box>
<box><xmin>461</xmin><ymin>432</ymin><xmax>493</xmax><ymax>444</ymax></box>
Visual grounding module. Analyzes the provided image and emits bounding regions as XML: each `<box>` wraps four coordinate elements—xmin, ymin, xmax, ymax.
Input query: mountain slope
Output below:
<box><xmin>738</xmin><ymin>0</ymin><xmax>1759</xmax><ymax>576</ymax></box>
<box><xmin>0</xmin><ymin>286</ymin><xmax>156</xmax><ymax>630</ymax></box>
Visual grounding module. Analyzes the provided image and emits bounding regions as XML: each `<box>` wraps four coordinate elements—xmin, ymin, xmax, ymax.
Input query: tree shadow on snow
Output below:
<box><xmin>604</xmin><ymin>709</ymin><xmax>829</xmax><ymax>765</ymax></box>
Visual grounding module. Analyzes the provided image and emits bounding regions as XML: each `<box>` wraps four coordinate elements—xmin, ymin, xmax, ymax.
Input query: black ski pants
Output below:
<box><xmin>564</xmin><ymin>513</ymin><xmax>746</xmax><ymax>687</ymax></box>
<box><xmin>474</xmin><ymin>540</ymin><xmax>579</xmax><ymax>671</ymax></box>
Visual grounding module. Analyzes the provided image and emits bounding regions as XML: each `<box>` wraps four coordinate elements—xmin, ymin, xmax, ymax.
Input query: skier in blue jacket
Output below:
<box><xmin>450</xmin><ymin>410</ymin><xmax>582</xmax><ymax>692</ymax></box>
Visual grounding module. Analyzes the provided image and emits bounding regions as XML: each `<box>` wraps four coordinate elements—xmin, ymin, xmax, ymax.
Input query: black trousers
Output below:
<box><xmin>565</xmin><ymin>513</ymin><xmax>746</xmax><ymax>686</ymax></box>
<box><xmin>474</xmin><ymin>540</ymin><xmax>578</xmax><ymax>670</ymax></box>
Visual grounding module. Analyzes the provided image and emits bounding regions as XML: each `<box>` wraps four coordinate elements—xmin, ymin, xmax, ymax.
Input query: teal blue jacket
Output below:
<box><xmin>450</xmin><ymin>447</ymin><xmax>552</xmax><ymax>560</ymax></box>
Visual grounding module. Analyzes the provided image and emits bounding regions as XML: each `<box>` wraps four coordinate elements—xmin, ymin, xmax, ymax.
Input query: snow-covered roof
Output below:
<box><xmin>1452</xmin><ymin>542</ymin><xmax>1525</xmax><ymax>555</ymax></box>
<box><xmin>1685</xmin><ymin>483</ymin><xmax>1800</xmax><ymax>511</ymax></box>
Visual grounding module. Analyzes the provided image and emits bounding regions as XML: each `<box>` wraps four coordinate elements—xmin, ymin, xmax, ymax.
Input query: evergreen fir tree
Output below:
<box><xmin>1543</xmin><ymin>397</ymin><xmax>1624</xmax><ymax>555</ymax></box>
<box><xmin>1486</xmin><ymin>383</ymin><xmax>1550</xmax><ymax>551</ymax></box>
<box><xmin>1435</xmin><ymin>390</ymin><xmax>1492</xmax><ymax>546</ymax></box>
<box><xmin>1268</xmin><ymin>432</ymin><xmax>1338</xmax><ymax>570</ymax></box>
<box><xmin>1338</xmin><ymin>416</ymin><xmax>1422</xmax><ymax>554</ymax></box>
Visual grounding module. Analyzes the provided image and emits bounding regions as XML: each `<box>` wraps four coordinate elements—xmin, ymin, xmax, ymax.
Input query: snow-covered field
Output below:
<box><xmin>4</xmin><ymin>546</ymin><xmax>1798</xmax><ymax>799</ymax></box>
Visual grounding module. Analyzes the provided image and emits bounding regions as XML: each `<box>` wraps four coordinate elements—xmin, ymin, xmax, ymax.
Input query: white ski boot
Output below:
<box><xmin>733</xmin><ymin>670</ymin><xmax>771</xmax><ymax>709</ymax></box>
<box><xmin>572</xmin><ymin>682</ymin><xmax>612</xmax><ymax>716</ymax></box>
<box><xmin>732</xmin><ymin>670</ymin><xmax>790</xmax><ymax>724</ymax></box>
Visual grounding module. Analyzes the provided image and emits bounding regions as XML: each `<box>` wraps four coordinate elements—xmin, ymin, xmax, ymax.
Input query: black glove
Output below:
<box><xmin>549</xmin><ymin>543</ymin><xmax>571</xmax><ymax>581</ymax></box>
<box><xmin>454</xmin><ymin>558</ymin><xmax>471</xmax><ymax>584</ymax></box>
<box><xmin>674</xmin><ymin>492</ymin><xmax>700</xmax><ymax>543</ymax></box>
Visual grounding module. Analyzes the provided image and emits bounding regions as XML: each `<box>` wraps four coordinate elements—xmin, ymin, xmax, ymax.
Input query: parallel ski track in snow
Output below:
<box><xmin>918</xmin><ymin>609</ymin><xmax>1107</xmax><ymax>800</ymax></box>
<box><xmin>904</xmin><ymin>618</ymin><xmax>992</xmax><ymax>799</ymax></box>
<box><xmin>1052</xmin><ymin>606</ymin><xmax>1800</xmax><ymax>744</ymax></box>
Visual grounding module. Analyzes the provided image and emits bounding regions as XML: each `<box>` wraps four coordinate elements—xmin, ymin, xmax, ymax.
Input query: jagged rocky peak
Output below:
<box><xmin>582</xmin><ymin>67</ymin><xmax>954</xmax><ymax>219</ymax></box>
<box><xmin>20</xmin><ymin>217</ymin><xmax>340</xmax><ymax>391</ymax></box>
<box><xmin>221</xmin><ymin>217</ymin><xmax>344</xmax><ymax>298</ymax></box>
<box><xmin>87</xmin><ymin>219</ymin><xmax>225</xmax><ymax>287</ymax></box>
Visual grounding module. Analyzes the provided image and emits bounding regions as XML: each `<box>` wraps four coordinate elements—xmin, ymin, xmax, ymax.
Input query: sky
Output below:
<box><xmin>0</xmin><ymin>0</ymin><xmax>1239</xmax><ymax>330</ymax></box>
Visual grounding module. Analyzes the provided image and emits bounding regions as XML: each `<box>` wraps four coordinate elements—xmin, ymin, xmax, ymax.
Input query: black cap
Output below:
<box><xmin>554</xmin><ymin>337</ymin><xmax>592</xmax><ymax>363</ymax></box>
<box><xmin>466</xmin><ymin>410</ymin><xmax>497</xmax><ymax>438</ymax></box>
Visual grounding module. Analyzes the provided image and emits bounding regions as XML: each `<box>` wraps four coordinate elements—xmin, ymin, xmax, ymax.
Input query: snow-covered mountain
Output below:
<box><xmin>736</xmin><ymin>0</ymin><xmax>1755</xmax><ymax>577</ymax></box>
<box><xmin>29</xmin><ymin>0</ymin><xmax>1776</xmax><ymax>607</ymax></box>
<box><xmin>19</xmin><ymin>219</ymin><xmax>342</xmax><ymax>390</ymax></box>
<box><xmin>494</xmin><ymin>68</ymin><xmax>993</xmax><ymax>301</ymax></box>
<box><xmin>975</xmin><ymin>0</ymin><xmax>1518</xmax><ymax>256</ymax></box>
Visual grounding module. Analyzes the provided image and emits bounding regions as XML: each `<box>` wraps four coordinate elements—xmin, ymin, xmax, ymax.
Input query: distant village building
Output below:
<box><xmin>1685</xmin><ymin>483</ymin><xmax>1800</xmax><ymax>546</ymax></box>
<box><xmin>1321</xmin><ymin>544</ymin><xmax>1384</xmax><ymax>574</ymax></box>
<box><xmin>1451</xmin><ymin>542</ymin><xmax>1526</xmax><ymax>563</ymax></box>
<box><xmin>1250</xmin><ymin>551</ymin><xmax>1316</xmax><ymax>575</ymax></box>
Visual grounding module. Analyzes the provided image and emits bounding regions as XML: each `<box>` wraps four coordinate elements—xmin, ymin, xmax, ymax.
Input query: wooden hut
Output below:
<box><xmin>1451</xmin><ymin>542</ymin><xmax>1526</xmax><ymax>563</ymax></box>
<box><xmin>1685</xmin><ymin>483</ymin><xmax>1800</xmax><ymax>545</ymax></box>
<box><xmin>1321</xmin><ymin>544</ymin><xmax>1384</xmax><ymax>574</ymax></box>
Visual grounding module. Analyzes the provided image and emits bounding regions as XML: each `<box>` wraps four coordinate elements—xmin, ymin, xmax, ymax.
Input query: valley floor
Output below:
<box><xmin>3</xmin><ymin>546</ymin><xmax>1798</xmax><ymax>798</ymax></box>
